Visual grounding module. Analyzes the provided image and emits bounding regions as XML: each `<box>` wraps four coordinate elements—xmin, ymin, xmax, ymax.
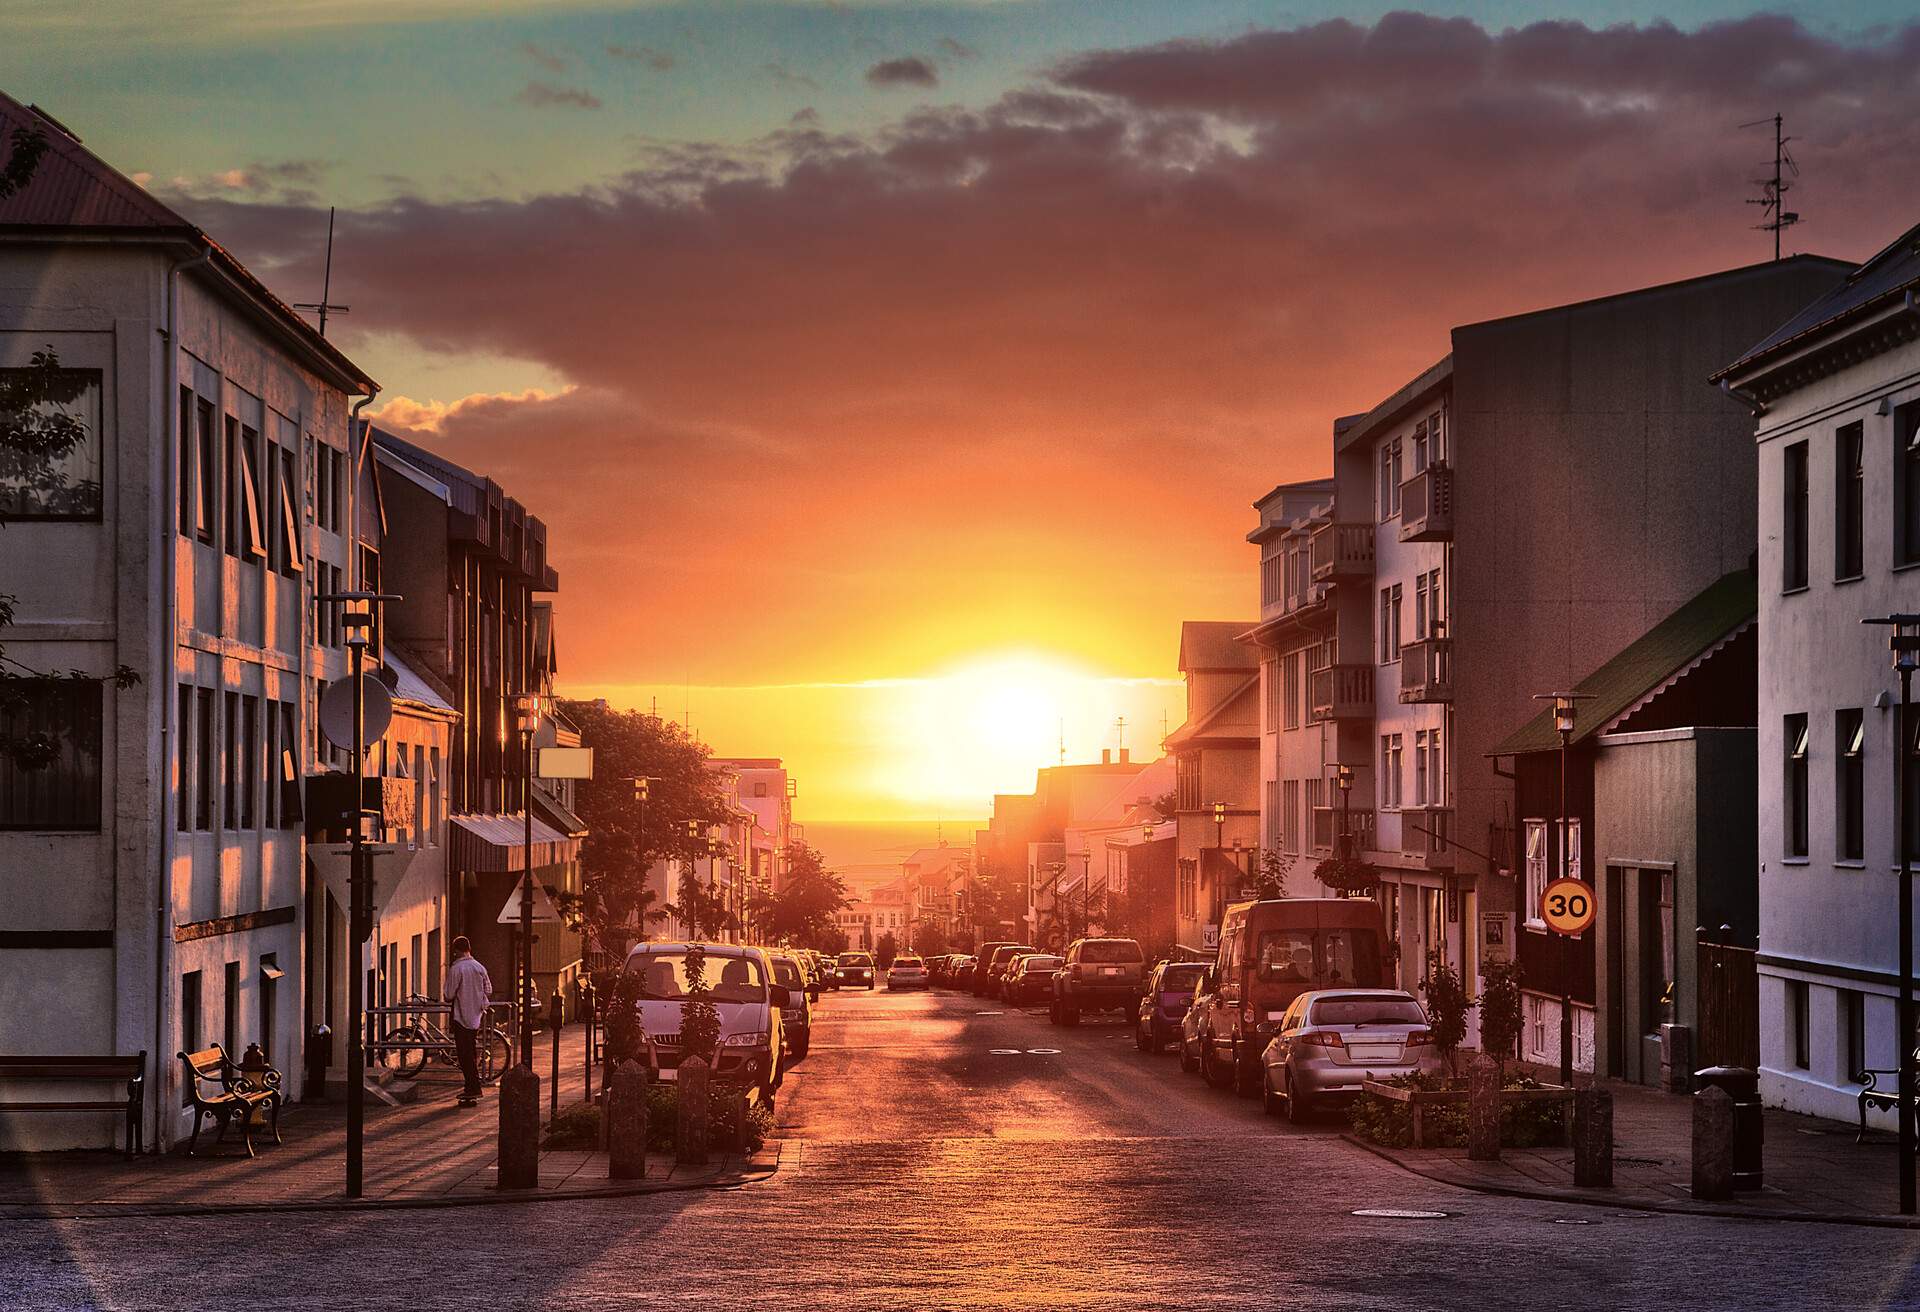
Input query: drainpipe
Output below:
<box><xmin>1718</xmin><ymin>378</ymin><xmax>1766</xmax><ymax>419</ymax></box>
<box><xmin>156</xmin><ymin>242</ymin><xmax>213</xmax><ymax>1152</ymax></box>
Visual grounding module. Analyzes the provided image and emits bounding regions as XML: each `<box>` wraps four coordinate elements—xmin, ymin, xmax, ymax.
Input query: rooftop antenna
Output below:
<box><xmin>1741</xmin><ymin>113</ymin><xmax>1801</xmax><ymax>262</ymax></box>
<box><xmin>1114</xmin><ymin>716</ymin><xmax>1127</xmax><ymax>751</ymax></box>
<box><xmin>1059</xmin><ymin>719</ymin><xmax>1066</xmax><ymax>766</ymax></box>
<box><xmin>293</xmin><ymin>207</ymin><xmax>351</xmax><ymax>336</ymax></box>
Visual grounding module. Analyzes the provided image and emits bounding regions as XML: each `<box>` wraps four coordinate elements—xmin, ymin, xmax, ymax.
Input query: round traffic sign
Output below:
<box><xmin>1540</xmin><ymin>877</ymin><xmax>1596</xmax><ymax>936</ymax></box>
<box><xmin>319</xmin><ymin>674</ymin><xmax>393</xmax><ymax>750</ymax></box>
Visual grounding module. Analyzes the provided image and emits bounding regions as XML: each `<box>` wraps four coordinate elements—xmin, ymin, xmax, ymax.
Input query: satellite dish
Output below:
<box><xmin>320</xmin><ymin>675</ymin><xmax>394</xmax><ymax>750</ymax></box>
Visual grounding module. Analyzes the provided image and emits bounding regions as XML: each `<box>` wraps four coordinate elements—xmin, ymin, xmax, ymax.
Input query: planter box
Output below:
<box><xmin>1360</xmin><ymin>1077</ymin><xmax>1575</xmax><ymax>1149</ymax></box>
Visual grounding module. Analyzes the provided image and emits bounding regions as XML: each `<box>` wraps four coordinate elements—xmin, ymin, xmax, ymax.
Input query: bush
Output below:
<box><xmin>1346</xmin><ymin>1072</ymin><xmax>1566</xmax><ymax>1150</ymax></box>
<box><xmin>541</xmin><ymin>1082</ymin><xmax>773</xmax><ymax>1154</ymax></box>
<box><xmin>543</xmin><ymin>1100</ymin><xmax>603</xmax><ymax>1150</ymax></box>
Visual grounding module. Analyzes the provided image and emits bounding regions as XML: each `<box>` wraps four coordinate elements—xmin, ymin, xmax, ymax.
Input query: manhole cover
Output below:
<box><xmin>1351</xmin><ymin>1208</ymin><xmax>1449</xmax><ymax>1220</ymax></box>
<box><xmin>1551</xmin><ymin>1218</ymin><xmax>1598</xmax><ymax>1225</ymax></box>
<box><xmin>1027</xmin><ymin>1048</ymin><xmax>1062</xmax><ymax>1055</ymax></box>
<box><xmin>988</xmin><ymin>1048</ymin><xmax>1023</xmax><ymax>1055</ymax></box>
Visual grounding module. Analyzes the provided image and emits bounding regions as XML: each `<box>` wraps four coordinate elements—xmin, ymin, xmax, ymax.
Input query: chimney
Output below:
<box><xmin>1119</xmin><ymin>748</ymin><xmax>1131</xmax><ymax>764</ymax></box>
<box><xmin>1101</xmin><ymin>749</ymin><xmax>1112</xmax><ymax>764</ymax></box>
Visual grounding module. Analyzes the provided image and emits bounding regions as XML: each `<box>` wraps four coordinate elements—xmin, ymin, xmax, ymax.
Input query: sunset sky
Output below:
<box><xmin>7</xmin><ymin>1</ymin><xmax>1917</xmax><ymax>820</ymax></box>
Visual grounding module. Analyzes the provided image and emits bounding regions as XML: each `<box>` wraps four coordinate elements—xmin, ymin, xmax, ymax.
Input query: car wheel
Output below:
<box><xmin>1286</xmin><ymin>1071</ymin><xmax>1312</xmax><ymax>1125</ymax></box>
<box><xmin>1179</xmin><ymin>1036</ymin><xmax>1200</xmax><ymax>1074</ymax></box>
<box><xmin>1200</xmin><ymin>1037</ymin><xmax>1225</xmax><ymax>1087</ymax></box>
<box><xmin>1233</xmin><ymin>1045</ymin><xmax>1259</xmax><ymax>1099</ymax></box>
<box><xmin>1134</xmin><ymin>1017</ymin><xmax>1151</xmax><ymax>1051</ymax></box>
<box><xmin>1263</xmin><ymin>1069</ymin><xmax>1282</xmax><ymax>1117</ymax></box>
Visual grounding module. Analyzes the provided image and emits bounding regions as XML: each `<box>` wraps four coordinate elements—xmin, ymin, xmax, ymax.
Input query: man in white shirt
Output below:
<box><xmin>443</xmin><ymin>936</ymin><xmax>492</xmax><ymax>1106</ymax></box>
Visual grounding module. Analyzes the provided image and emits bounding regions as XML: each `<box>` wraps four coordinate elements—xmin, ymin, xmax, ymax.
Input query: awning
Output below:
<box><xmin>450</xmin><ymin>812</ymin><xmax>579</xmax><ymax>873</ymax></box>
<box><xmin>532</xmin><ymin>788</ymin><xmax>589</xmax><ymax>838</ymax></box>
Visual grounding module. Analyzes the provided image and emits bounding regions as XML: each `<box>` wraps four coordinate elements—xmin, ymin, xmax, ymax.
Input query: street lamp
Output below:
<box><xmin>1535</xmin><ymin>690</ymin><xmax>1591</xmax><ymax>1089</ymax></box>
<box><xmin>1334</xmin><ymin>764</ymin><xmax>1355</xmax><ymax>860</ymax></box>
<box><xmin>1866</xmin><ymin>613</ymin><xmax>1920</xmax><ymax>1215</ymax></box>
<box><xmin>514</xmin><ymin>692</ymin><xmax>547</xmax><ymax>1067</ymax></box>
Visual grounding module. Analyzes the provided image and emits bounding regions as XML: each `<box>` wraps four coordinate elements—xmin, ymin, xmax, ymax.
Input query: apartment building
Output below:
<box><xmin>1168</xmin><ymin>622</ymin><xmax>1260</xmax><ymax>949</ymax></box>
<box><xmin>1715</xmin><ymin>221</ymin><xmax>1920</xmax><ymax>1125</ymax></box>
<box><xmin>0</xmin><ymin>95</ymin><xmax>375</xmax><ymax>1147</ymax></box>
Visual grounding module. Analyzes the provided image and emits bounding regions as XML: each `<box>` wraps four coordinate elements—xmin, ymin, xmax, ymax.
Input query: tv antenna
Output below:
<box><xmin>293</xmin><ymin>207</ymin><xmax>351</xmax><ymax>337</ymax></box>
<box><xmin>1114</xmin><ymin>716</ymin><xmax>1127</xmax><ymax>752</ymax></box>
<box><xmin>1740</xmin><ymin>113</ymin><xmax>1800</xmax><ymax>261</ymax></box>
<box><xmin>1058</xmin><ymin>719</ymin><xmax>1066</xmax><ymax>766</ymax></box>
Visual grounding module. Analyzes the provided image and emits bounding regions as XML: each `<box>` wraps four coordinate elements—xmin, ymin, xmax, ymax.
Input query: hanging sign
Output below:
<box><xmin>537</xmin><ymin>746</ymin><xmax>595</xmax><ymax>779</ymax></box>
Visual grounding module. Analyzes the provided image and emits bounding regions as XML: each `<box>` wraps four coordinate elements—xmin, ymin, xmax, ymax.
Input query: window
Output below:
<box><xmin>196</xmin><ymin>399</ymin><xmax>217</xmax><ymax>545</ymax></box>
<box><xmin>277</xmin><ymin>448</ymin><xmax>303</xmax><ymax>577</ymax></box>
<box><xmin>241</xmin><ymin>695</ymin><xmax>259</xmax><ymax>829</ymax></box>
<box><xmin>1281</xmin><ymin>779</ymin><xmax>1300</xmax><ymax>854</ymax></box>
<box><xmin>1411</xmin><ymin>419</ymin><xmax>1429</xmax><ymax>476</ymax></box>
<box><xmin>240</xmin><ymin>426</ymin><xmax>266</xmax><ymax>563</ymax></box>
<box><xmin>1837</xmin><ymin>709</ymin><xmax>1864</xmax><ymax>862</ymax></box>
<box><xmin>1282</xmin><ymin>653</ymin><xmax>1301</xmax><ymax>731</ymax></box>
<box><xmin>1428</xmin><ymin>408</ymin><xmax>1445</xmax><ymax>463</ymax></box>
<box><xmin>195</xmin><ymin>688</ymin><xmax>214</xmax><ymax>830</ymax></box>
<box><xmin>1378</xmin><ymin>437</ymin><xmax>1403</xmax><ymax>520</ymax></box>
<box><xmin>1176</xmin><ymin>752</ymin><xmax>1201</xmax><ymax>812</ymax></box>
<box><xmin>260</xmin><ymin>955</ymin><xmax>282</xmax><ymax>1070</ymax></box>
<box><xmin>177</xmin><ymin>684</ymin><xmax>193</xmax><ymax>831</ymax></box>
<box><xmin>1413</xmin><ymin>568</ymin><xmax>1443</xmax><ymax>639</ymax></box>
<box><xmin>223</xmin><ymin>960</ymin><xmax>240</xmax><ymax>1058</ymax></box>
<box><xmin>0</xmin><ymin>679</ymin><xmax>103</xmax><ymax>830</ymax></box>
<box><xmin>224</xmin><ymin>416</ymin><xmax>241</xmax><ymax>557</ymax></box>
<box><xmin>0</xmin><ymin>363</ymin><xmax>102</xmax><ymax>520</ymax></box>
<box><xmin>178</xmin><ymin>386</ymin><xmax>195</xmax><ymax>535</ymax></box>
<box><xmin>1898</xmin><ymin>402</ymin><xmax>1920</xmax><ymax>568</ymax></box>
<box><xmin>1836</xmin><ymin>421</ymin><xmax>1864</xmax><ymax>580</ymax></box>
<box><xmin>1379</xmin><ymin>583</ymin><xmax>1402</xmax><ymax>663</ymax></box>
<box><xmin>280</xmin><ymin>701</ymin><xmax>298</xmax><ymax>829</ymax></box>
<box><xmin>223</xmin><ymin>690</ymin><xmax>240</xmax><ymax>829</ymax></box>
<box><xmin>1785</xmin><ymin>713</ymin><xmax>1809</xmax><ymax>858</ymax></box>
<box><xmin>1844</xmin><ymin>989</ymin><xmax>1866</xmax><ymax>1082</ymax></box>
<box><xmin>428</xmin><ymin>745</ymin><xmax>442</xmax><ymax>841</ymax></box>
<box><xmin>262</xmin><ymin>703</ymin><xmax>278</xmax><ymax>829</ymax></box>
<box><xmin>1379</xmin><ymin>734</ymin><xmax>1402</xmax><ymax>809</ymax></box>
<box><xmin>1523</xmin><ymin>819</ymin><xmax>1580</xmax><ymax>927</ymax></box>
<box><xmin>1261</xmin><ymin>545</ymin><xmax>1284</xmax><ymax>610</ymax></box>
<box><xmin>1788</xmin><ymin>979</ymin><xmax>1810</xmax><ymax>1070</ymax></box>
<box><xmin>1783</xmin><ymin>440</ymin><xmax>1809</xmax><ymax>590</ymax></box>
<box><xmin>1413</xmin><ymin>729</ymin><xmax>1431</xmax><ymax>806</ymax></box>
<box><xmin>180</xmin><ymin>970</ymin><xmax>203</xmax><ymax>1103</ymax></box>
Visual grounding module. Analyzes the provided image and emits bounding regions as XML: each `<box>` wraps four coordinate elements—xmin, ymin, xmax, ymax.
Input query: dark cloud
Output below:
<box><xmin>181</xmin><ymin>13</ymin><xmax>1920</xmax><ymax>682</ymax></box>
<box><xmin>867</xmin><ymin>56</ymin><xmax>939</xmax><ymax>89</ymax></box>
<box><xmin>607</xmin><ymin>43</ymin><xmax>674</xmax><ymax>71</ymax></box>
<box><xmin>518</xmin><ymin>41</ymin><xmax>568</xmax><ymax>74</ymax></box>
<box><xmin>514</xmin><ymin>81</ymin><xmax>602</xmax><ymax>111</ymax></box>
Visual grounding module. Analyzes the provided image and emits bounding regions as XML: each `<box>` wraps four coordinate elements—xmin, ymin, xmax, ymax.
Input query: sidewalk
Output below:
<box><xmin>1349</xmin><ymin>1071</ymin><xmax>1920</xmax><ymax>1227</ymax></box>
<box><xmin>0</xmin><ymin>1028</ymin><xmax>776</xmax><ymax>1220</ymax></box>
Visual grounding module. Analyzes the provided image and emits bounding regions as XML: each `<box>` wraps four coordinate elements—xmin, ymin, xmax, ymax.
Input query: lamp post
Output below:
<box><xmin>1866</xmin><ymin>614</ymin><xmax>1920</xmax><ymax>1214</ymax></box>
<box><xmin>1535</xmin><ymin>691</ymin><xmax>1591</xmax><ymax>1089</ymax></box>
<box><xmin>514</xmin><ymin>692</ymin><xmax>547</xmax><ymax>1067</ymax></box>
<box><xmin>1334</xmin><ymin>764</ymin><xmax>1355</xmax><ymax>860</ymax></box>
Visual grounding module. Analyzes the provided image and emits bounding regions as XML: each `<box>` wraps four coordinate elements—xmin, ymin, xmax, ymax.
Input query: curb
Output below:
<box><xmin>1341</xmin><ymin>1133</ymin><xmax>1920</xmax><ymax>1230</ymax></box>
<box><xmin>0</xmin><ymin>1150</ymin><xmax>780</xmax><ymax>1223</ymax></box>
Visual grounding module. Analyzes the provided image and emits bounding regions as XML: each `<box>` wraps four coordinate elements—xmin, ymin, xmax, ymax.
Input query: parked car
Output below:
<box><xmin>769</xmin><ymin>951</ymin><xmax>814</xmax><ymax>1060</ymax></box>
<box><xmin>972</xmin><ymin>943</ymin><xmax>1017</xmax><ymax>996</ymax></box>
<box><xmin>951</xmin><ymin>956</ymin><xmax>977</xmax><ymax>990</ymax></box>
<box><xmin>1200</xmin><ymin>897</ymin><xmax>1390</xmax><ymax>1097</ymax></box>
<box><xmin>1048</xmin><ymin>937</ymin><xmax>1145</xmax><ymax>1025</ymax></box>
<box><xmin>1261</xmin><ymin>988</ymin><xmax>1440</xmax><ymax>1123</ymax></box>
<box><xmin>1135</xmin><ymin>959</ymin><xmax>1207</xmax><ymax>1053</ymax></box>
<box><xmin>983</xmin><ymin>945</ymin><xmax>1036</xmax><ymax>1000</ymax></box>
<box><xmin>887</xmin><ymin>955</ymin><xmax>929</xmax><ymax>990</ymax></box>
<box><xmin>835</xmin><ymin>950</ymin><xmax>877</xmax><ymax>990</ymax></box>
<box><xmin>1178</xmin><ymin>985</ymin><xmax>1215</xmax><ymax>1075</ymax></box>
<box><xmin>1005</xmin><ymin>954</ymin><xmax>1063</xmax><ymax>1006</ymax></box>
<box><xmin>617</xmin><ymin>941</ymin><xmax>788</xmax><ymax>1107</ymax></box>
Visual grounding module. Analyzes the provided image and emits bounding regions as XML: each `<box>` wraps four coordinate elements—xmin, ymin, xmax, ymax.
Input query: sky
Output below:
<box><xmin>6</xmin><ymin>1</ymin><xmax>1919</xmax><ymax>820</ymax></box>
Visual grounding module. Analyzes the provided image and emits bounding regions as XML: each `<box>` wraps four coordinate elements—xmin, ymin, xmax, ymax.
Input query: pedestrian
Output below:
<box><xmin>444</xmin><ymin>935</ymin><xmax>491</xmax><ymax>1107</ymax></box>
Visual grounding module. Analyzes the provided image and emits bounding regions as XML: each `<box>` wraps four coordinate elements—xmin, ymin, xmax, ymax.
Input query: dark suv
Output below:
<box><xmin>1049</xmin><ymin>937</ymin><xmax>1146</xmax><ymax>1025</ymax></box>
<box><xmin>972</xmin><ymin>943</ymin><xmax>1016</xmax><ymax>996</ymax></box>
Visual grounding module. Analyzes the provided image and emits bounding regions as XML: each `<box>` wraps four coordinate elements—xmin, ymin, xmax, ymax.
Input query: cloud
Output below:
<box><xmin>866</xmin><ymin>56</ymin><xmax>939</xmax><ymax>89</ymax></box>
<box><xmin>514</xmin><ymin>80</ymin><xmax>602</xmax><ymax>110</ymax></box>
<box><xmin>517</xmin><ymin>40</ymin><xmax>567</xmax><ymax>73</ymax></box>
<box><xmin>177</xmin><ymin>13</ymin><xmax>1920</xmax><ymax>687</ymax></box>
<box><xmin>607</xmin><ymin>42</ymin><xmax>674</xmax><ymax>70</ymax></box>
<box><xmin>368</xmin><ymin>386</ymin><xmax>572</xmax><ymax>433</ymax></box>
<box><xmin>762</xmin><ymin>60</ymin><xmax>818</xmax><ymax>91</ymax></box>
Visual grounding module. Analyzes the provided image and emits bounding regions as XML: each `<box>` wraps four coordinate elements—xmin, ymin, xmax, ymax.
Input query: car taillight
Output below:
<box><xmin>1299</xmin><ymin>1031</ymin><xmax>1346</xmax><ymax>1049</ymax></box>
<box><xmin>1404</xmin><ymin>1029</ymin><xmax>1435</xmax><ymax>1047</ymax></box>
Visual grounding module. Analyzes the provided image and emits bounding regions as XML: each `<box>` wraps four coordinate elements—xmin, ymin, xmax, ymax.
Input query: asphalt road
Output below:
<box><xmin>10</xmin><ymin>986</ymin><xmax>1920</xmax><ymax>1310</ymax></box>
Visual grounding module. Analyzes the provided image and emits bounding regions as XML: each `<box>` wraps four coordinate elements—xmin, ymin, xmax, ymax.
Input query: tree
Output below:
<box><xmin>874</xmin><ymin>932</ymin><xmax>898</xmax><ymax>969</ymax></box>
<box><xmin>1252</xmin><ymin>848</ymin><xmax>1292</xmax><ymax>900</ymax></box>
<box><xmin>1422</xmin><ymin>951</ymin><xmax>1471</xmax><ymax>1076</ymax></box>
<box><xmin>746</xmin><ymin>841</ymin><xmax>848</xmax><ymax>948</ymax></box>
<box><xmin>968</xmin><ymin>856</ymin><xmax>1028</xmax><ymax>940</ymax></box>
<box><xmin>1478</xmin><ymin>958</ymin><xmax>1525</xmax><ymax>1072</ymax></box>
<box><xmin>559</xmin><ymin>699</ymin><xmax>736</xmax><ymax>951</ymax></box>
<box><xmin>911</xmin><ymin>917</ymin><xmax>948</xmax><ymax>956</ymax></box>
<box><xmin>0</xmin><ymin>126</ymin><xmax>47</xmax><ymax>203</ymax></box>
<box><xmin>679</xmin><ymin>944</ymin><xmax>721</xmax><ymax>1065</ymax></box>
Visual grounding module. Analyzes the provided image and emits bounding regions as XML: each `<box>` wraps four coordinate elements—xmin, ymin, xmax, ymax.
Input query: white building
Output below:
<box><xmin>0</xmin><ymin>95</ymin><xmax>377</xmax><ymax>1148</ymax></box>
<box><xmin>1716</xmin><ymin>222</ymin><xmax>1920</xmax><ymax>1124</ymax></box>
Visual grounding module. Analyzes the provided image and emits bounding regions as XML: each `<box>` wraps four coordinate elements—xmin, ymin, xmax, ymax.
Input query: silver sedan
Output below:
<box><xmin>1260</xmin><ymin>989</ymin><xmax>1442</xmax><ymax>1123</ymax></box>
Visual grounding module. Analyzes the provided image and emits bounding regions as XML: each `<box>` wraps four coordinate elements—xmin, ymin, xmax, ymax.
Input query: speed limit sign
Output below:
<box><xmin>1540</xmin><ymin>877</ymin><xmax>1596</xmax><ymax>936</ymax></box>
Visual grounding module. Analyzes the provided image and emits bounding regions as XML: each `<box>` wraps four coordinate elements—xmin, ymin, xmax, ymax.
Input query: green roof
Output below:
<box><xmin>1487</xmin><ymin>570</ymin><xmax>1757</xmax><ymax>758</ymax></box>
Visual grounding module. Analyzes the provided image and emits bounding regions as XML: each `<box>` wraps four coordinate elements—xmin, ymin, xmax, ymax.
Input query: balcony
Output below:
<box><xmin>1399</xmin><ymin>805</ymin><xmax>1456</xmax><ymax>868</ymax></box>
<box><xmin>1398</xmin><ymin>636</ymin><xmax>1454</xmax><ymax>703</ymax></box>
<box><xmin>1310</xmin><ymin>521</ymin><xmax>1375</xmax><ymax>583</ymax></box>
<box><xmin>1309</xmin><ymin>663</ymin><xmax>1375</xmax><ymax>722</ymax></box>
<box><xmin>1311</xmin><ymin>805</ymin><xmax>1376</xmax><ymax>855</ymax></box>
<box><xmin>1399</xmin><ymin>462</ymin><xmax>1454</xmax><ymax>542</ymax></box>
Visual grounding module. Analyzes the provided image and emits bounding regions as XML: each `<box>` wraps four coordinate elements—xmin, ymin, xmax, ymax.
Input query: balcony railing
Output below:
<box><xmin>1311</xmin><ymin>805</ymin><xmax>1376</xmax><ymax>854</ymax></box>
<box><xmin>1309</xmin><ymin>521</ymin><xmax>1375</xmax><ymax>583</ymax></box>
<box><xmin>1399</xmin><ymin>462</ymin><xmax>1454</xmax><ymax>542</ymax></box>
<box><xmin>1398</xmin><ymin>636</ymin><xmax>1454</xmax><ymax>703</ymax></box>
<box><xmin>1399</xmin><ymin>806</ymin><xmax>1455</xmax><ymax>867</ymax></box>
<box><xmin>1309</xmin><ymin>663</ymin><xmax>1375</xmax><ymax>722</ymax></box>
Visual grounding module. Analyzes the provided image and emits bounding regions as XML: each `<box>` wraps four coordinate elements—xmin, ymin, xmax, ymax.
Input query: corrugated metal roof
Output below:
<box><xmin>1488</xmin><ymin>570</ymin><xmax>1757</xmax><ymax>758</ymax></box>
<box><xmin>1717</xmin><ymin>225</ymin><xmax>1920</xmax><ymax>379</ymax></box>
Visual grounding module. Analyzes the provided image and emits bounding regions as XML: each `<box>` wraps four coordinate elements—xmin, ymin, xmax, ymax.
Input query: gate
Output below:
<box><xmin>1696</xmin><ymin>935</ymin><xmax>1760</xmax><ymax>1070</ymax></box>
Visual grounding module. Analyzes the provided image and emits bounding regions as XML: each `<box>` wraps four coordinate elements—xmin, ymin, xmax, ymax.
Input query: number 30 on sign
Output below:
<box><xmin>1539</xmin><ymin>877</ymin><xmax>1596</xmax><ymax>936</ymax></box>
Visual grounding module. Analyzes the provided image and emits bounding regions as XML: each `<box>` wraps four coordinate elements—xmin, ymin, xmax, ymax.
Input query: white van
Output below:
<box><xmin>618</xmin><ymin>942</ymin><xmax>788</xmax><ymax>1104</ymax></box>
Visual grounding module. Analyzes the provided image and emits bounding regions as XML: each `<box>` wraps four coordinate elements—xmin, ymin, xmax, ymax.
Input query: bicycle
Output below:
<box><xmin>371</xmin><ymin>996</ymin><xmax>513</xmax><ymax>1084</ymax></box>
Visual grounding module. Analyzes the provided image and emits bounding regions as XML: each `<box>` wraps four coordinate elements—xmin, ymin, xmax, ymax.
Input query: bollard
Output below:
<box><xmin>550</xmin><ymin>990</ymin><xmax>563</xmax><ymax>1116</ymax></box>
<box><xmin>497</xmin><ymin>1065</ymin><xmax>541</xmax><ymax>1190</ymax></box>
<box><xmin>1691</xmin><ymin>1085</ymin><xmax>1734</xmax><ymax>1201</ymax></box>
<box><xmin>677</xmin><ymin>1057</ymin><xmax>711</xmax><ymax>1165</ymax></box>
<box><xmin>1573</xmin><ymin>1087</ymin><xmax>1614</xmax><ymax>1188</ymax></box>
<box><xmin>607</xmin><ymin>1060</ymin><xmax>648</xmax><ymax>1180</ymax></box>
<box><xmin>1467</xmin><ymin>1055</ymin><xmax>1501</xmax><ymax>1162</ymax></box>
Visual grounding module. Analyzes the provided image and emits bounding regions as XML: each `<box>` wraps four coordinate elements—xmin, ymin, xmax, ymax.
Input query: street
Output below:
<box><xmin>6</xmin><ymin>988</ymin><xmax>1920</xmax><ymax>1310</ymax></box>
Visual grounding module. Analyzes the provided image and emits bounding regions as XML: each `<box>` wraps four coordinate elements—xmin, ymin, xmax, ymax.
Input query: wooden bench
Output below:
<box><xmin>1856</xmin><ymin>1048</ymin><xmax>1919</xmax><ymax>1143</ymax></box>
<box><xmin>178</xmin><ymin>1045</ymin><xmax>281</xmax><ymax>1157</ymax></box>
<box><xmin>0</xmin><ymin>1053</ymin><xmax>146</xmax><ymax>1157</ymax></box>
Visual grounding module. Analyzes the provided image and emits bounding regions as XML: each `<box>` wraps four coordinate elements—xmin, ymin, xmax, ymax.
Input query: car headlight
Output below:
<box><xmin>724</xmin><ymin>1031</ymin><xmax>771</xmax><ymax>1047</ymax></box>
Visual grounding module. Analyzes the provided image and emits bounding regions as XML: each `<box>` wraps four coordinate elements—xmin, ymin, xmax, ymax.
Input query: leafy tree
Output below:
<box><xmin>1422</xmin><ymin>951</ymin><xmax>1471</xmax><ymax>1075</ymax></box>
<box><xmin>1252</xmin><ymin>848</ymin><xmax>1292</xmax><ymax>900</ymax></box>
<box><xmin>678</xmin><ymin>944</ymin><xmax>721</xmax><ymax>1065</ymax></box>
<box><xmin>746</xmin><ymin>841</ymin><xmax>848</xmax><ymax>948</ymax></box>
<box><xmin>874</xmin><ymin>932</ymin><xmax>898</xmax><ymax>969</ymax></box>
<box><xmin>967</xmin><ymin>856</ymin><xmax>1028</xmax><ymax>940</ymax></box>
<box><xmin>0</xmin><ymin>126</ymin><xmax>47</xmax><ymax>202</ymax></box>
<box><xmin>1478</xmin><ymin>957</ymin><xmax>1525</xmax><ymax>1071</ymax></box>
<box><xmin>910</xmin><ymin>917</ymin><xmax>948</xmax><ymax>956</ymax></box>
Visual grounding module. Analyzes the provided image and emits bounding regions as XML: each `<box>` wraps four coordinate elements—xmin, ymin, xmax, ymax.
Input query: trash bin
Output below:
<box><xmin>304</xmin><ymin>1024</ymin><xmax>333</xmax><ymax>1103</ymax></box>
<box><xmin>1693</xmin><ymin>1065</ymin><xmax>1763</xmax><ymax>1190</ymax></box>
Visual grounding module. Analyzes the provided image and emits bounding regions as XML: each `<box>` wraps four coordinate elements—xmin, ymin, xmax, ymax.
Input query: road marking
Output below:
<box><xmin>988</xmin><ymin>1048</ymin><xmax>1023</xmax><ymax>1055</ymax></box>
<box><xmin>1026</xmin><ymin>1048</ymin><xmax>1061</xmax><ymax>1055</ymax></box>
<box><xmin>974</xmin><ymin>1011</ymin><xmax>1003</xmax><ymax>1017</ymax></box>
<box><xmin>1351</xmin><ymin>1208</ymin><xmax>1450</xmax><ymax>1220</ymax></box>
